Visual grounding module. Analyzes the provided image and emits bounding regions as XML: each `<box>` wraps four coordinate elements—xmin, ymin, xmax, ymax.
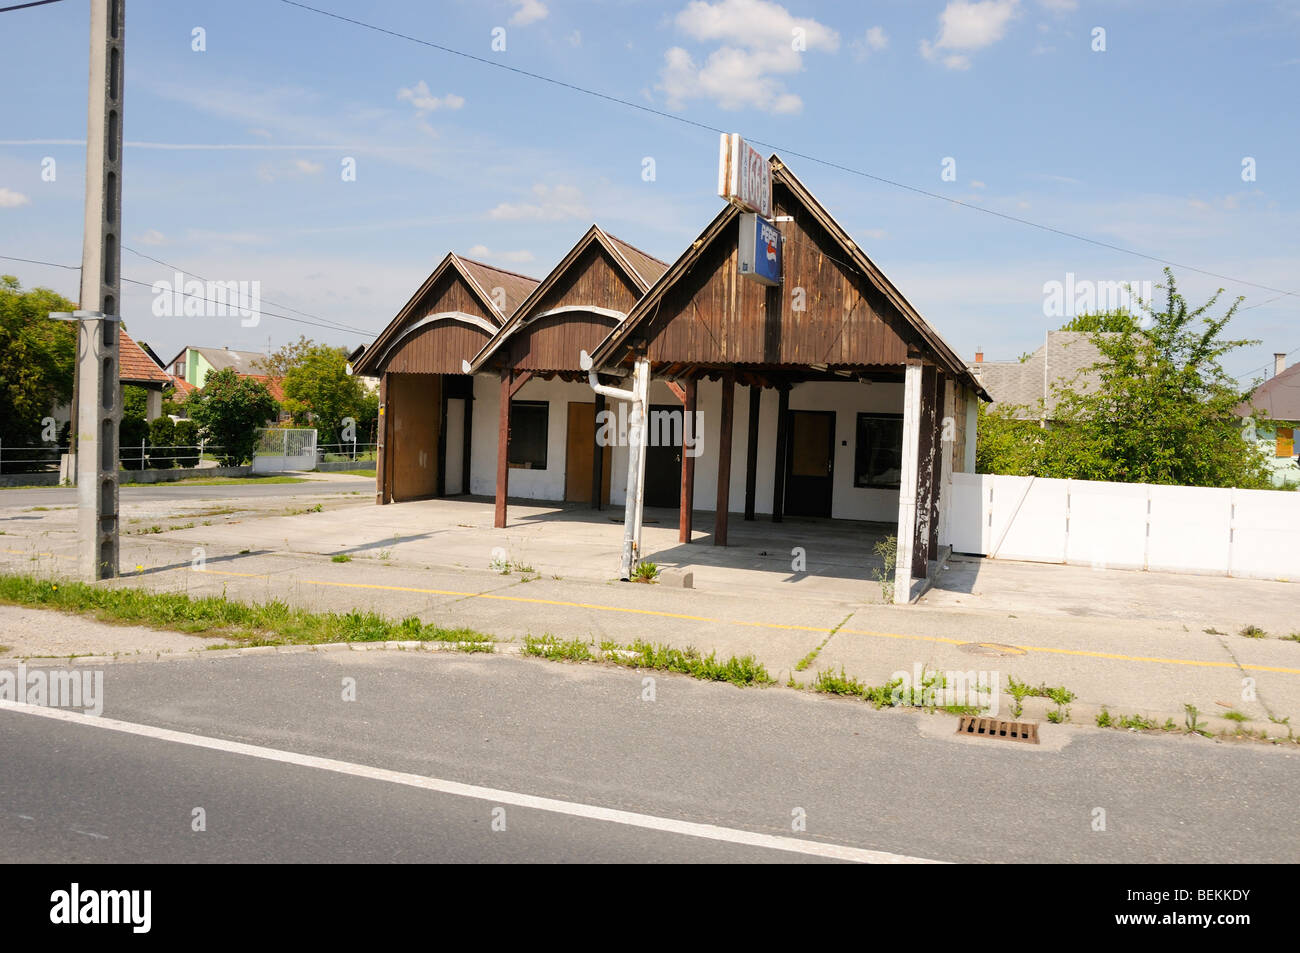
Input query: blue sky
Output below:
<box><xmin>1</xmin><ymin>0</ymin><xmax>1296</xmax><ymax>383</ymax></box>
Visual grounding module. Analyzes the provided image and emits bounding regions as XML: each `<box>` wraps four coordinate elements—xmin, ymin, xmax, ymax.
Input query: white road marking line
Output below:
<box><xmin>0</xmin><ymin>700</ymin><xmax>942</xmax><ymax>864</ymax></box>
<box><xmin>71</xmin><ymin>829</ymin><xmax>108</xmax><ymax>840</ymax></box>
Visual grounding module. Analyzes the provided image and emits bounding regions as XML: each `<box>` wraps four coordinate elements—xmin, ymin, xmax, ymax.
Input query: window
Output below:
<box><xmin>854</xmin><ymin>413</ymin><xmax>903</xmax><ymax>488</ymax></box>
<box><xmin>508</xmin><ymin>400</ymin><xmax>548</xmax><ymax>469</ymax></box>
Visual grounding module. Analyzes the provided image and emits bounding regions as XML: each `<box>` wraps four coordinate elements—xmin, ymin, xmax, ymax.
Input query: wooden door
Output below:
<box><xmin>565</xmin><ymin>402</ymin><xmax>611</xmax><ymax>503</ymax></box>
<box><xmin>784</xmin><ymin>410</ymin><xmax>834</xmax><ymax>517</ymax></box>
<box><xmin>388</xmin><ymin>373</ymin><xmax>441</xmax><ymax>501</ymax></box>
<box><xmin>643</xmin><ymin>404</ymin><xmax>683</xmax><ymax>508</ymax></box>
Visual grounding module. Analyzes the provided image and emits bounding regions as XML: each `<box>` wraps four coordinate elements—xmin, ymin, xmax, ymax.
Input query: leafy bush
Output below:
<box><xmin>172</xmin><ymin>419</ymin><xmax>200</xmax><ymax>467</ymax></box>
<box><xmin>147</xmin><ymin>416</ymin><xmax>176</xmax><ymax>468</ymax></box>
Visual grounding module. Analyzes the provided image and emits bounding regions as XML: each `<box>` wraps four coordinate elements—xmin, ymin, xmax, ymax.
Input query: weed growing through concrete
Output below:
<box><xmin>871</xmin><ymin>535</ymin><xmax>897</xmax><ymax>602</ymax></box>
<box><xmin>331</xmin><ymin>554</ymin><xmax>351</xmax><ymax>563</ymax></box>
<box><xmin>1239</xmin><ymin>624</ymin><xmax>1267</xmax><ymax>639</ymax></box>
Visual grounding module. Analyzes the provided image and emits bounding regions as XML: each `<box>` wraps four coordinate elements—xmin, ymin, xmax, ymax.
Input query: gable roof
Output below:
<box><xmin>1239</xmin><ymin>361</ymin><xmax>1300</xmax><ymax>421</ymax></box>
<box><xmin>587</xmin><ymin>156</ymin><xmax>988</xmax><ymax>397</ymax></box>
<box><xmin>119</xmin><ymin>328</ymin><xmax>172</xmax><ymax>385</ymax></box>
<box><xmin>465</xmin><ymin>225</ymin><xmax>666</xmax><ymax>373</ymax></box>
<box><xmin>971</xmin><ymin>331</ymin><xmax>1110</xmax><ymax>418</ymax></box>
<box><xmin>352</xmin><ymin>252</ymin><xmax>539</xmax><ymax>377</ymax></box>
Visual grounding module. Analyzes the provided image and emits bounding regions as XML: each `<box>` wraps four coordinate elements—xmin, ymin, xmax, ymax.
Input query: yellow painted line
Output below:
<box><xmin>183</xmin><ymin>569</ymin><xmax>1300</xmax><ymax>676</ymax></box>
<box><xmin>842</xmin><ymin>627</ymin><xmax>1300</xmax><ymax>675</ymax></box>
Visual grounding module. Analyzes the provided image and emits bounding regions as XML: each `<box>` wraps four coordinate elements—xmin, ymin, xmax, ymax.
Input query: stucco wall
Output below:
<box><xmin>469</xmin><ymin>373</ymin><xmax>906</xmax><ymax>520</ymax></box>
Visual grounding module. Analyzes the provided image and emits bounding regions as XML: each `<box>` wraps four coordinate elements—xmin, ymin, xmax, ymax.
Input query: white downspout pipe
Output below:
<box><xmin>580</xmin><ymin>350</ymin><xmax>649</xmax><ymax>580</ymax></box>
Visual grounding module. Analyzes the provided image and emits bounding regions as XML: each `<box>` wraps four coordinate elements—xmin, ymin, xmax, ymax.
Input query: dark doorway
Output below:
<box><xmin>785</xmin><ymin>410</ymin><xmax>834</xmax><ymax>517</ymax></box>
<box><xmin>643</xmin><ymin>403</ymin><xmax>683</xmax><ymax>508</ymax></box>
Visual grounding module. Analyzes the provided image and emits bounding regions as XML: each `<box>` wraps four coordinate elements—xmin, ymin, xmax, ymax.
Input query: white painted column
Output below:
<box><xmin>893</xmin><ymin>362</ymin><xmax>923</xmax><ymax>604</ymax></box>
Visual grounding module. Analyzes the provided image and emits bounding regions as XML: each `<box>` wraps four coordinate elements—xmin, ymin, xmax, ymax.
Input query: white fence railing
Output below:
<box><xmin>253</xmin><ymin>428</ymin><xmax>317</xmax><ymax>473</ymax></box>
<box><xmin>950</xmin><ymin>472</ymin><xmax>1300</xmax><ymax>580</ymax></box>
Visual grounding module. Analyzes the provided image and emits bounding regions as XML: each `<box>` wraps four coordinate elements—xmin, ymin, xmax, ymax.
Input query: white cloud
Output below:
<box><xmin>1037</xmin><ymin>0</ymin><xmax>1077</xmax><ymax>11</ymax></box>
<box><xmin>921</xmin><ymin>0</ymin><xmax>1020</xmax><ymax>69</ymax></box>
<box><xmin>568</xmin><ymin>30</ymin><xmax>582</xmax><ymax>47</ymax></box>
<box><xmin>508</xmin><ymin>0</ymin><xmax>548</xmax><ymax>26</ymax></box>
<box><xmin>468</xmin><ymin>243</ymin><xmax>535</xmax><ymax>264</ymax></box>
<box><xmin>397</xmin><ymin>81</ymin><xmax>466</xmax><ymax>114</ymax></box>
<box><xmin>851</xmin><ymin>26</ymin><xmax>889</xmax><ymax>60</ymax></box>
<box><xmin>294</xmin><ymin>159</ymin><xmax>322</xmax><ymax>175</ymax></box>
<box><xmin>657</xmin><ymin>0</ymin><xmax>839</xmax><ymax>114</ymax></box>
<box><xmin>137</xmin><ymin>229</ymin><xmax>167</xmax><ymax>246</ymax></box>
<box><xmin>488</xmin><ymin>183</ymin><xmax>589</xmax><ymax>221</ymax></box>
<box><xmin>0</xmin><ymin>187</ymin><xmax>30</xmax><ymax>209</ymax></box>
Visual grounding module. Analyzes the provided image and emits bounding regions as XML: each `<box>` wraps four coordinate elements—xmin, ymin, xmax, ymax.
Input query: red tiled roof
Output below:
<box><xmin>118</xmin><ymin>328</ymin><xmax>172</xmax><ymax>385</ymax></box>
<box><xmin>245</xmin><ymin>374</ymin><xmax>286</xmax><ymax>402</ymax></box>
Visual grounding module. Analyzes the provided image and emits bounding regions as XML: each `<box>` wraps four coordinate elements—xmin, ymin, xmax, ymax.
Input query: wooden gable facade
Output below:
<box><xmin>355</xmin><ymin>253</ymin><xmax>537</xmax><ymax>378</ymax></box>
<box><xmin>469</xmin><ymin>226</ymin><xmax>667</xmax><ymax>376</ymax></box>
<box><xmin>592</xmin><ymin>159</ymin><xmax>978</xmax><ymax>389</ymax></box>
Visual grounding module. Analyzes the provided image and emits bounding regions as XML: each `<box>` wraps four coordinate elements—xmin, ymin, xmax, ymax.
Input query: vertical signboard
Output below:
<box><xmin>717</xmin><ymin>133</ymin><xmax>772</xmax><ymax>218</ymax></box>
<box><xmin>737</xmin><ymin>212</ymin><xmax>782</xmax><ymax>285</ymax></box>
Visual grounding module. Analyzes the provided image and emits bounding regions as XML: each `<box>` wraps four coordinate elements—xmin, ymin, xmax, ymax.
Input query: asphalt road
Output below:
<box><xmin>0</xmin><ymin>478</ymin><xmax>373</xmax><ymax>509</ymax></box>
<box><xmin>2</xmin><ymin>650</ymin><xmax>1295</xmax><ymax>863</ymax></box>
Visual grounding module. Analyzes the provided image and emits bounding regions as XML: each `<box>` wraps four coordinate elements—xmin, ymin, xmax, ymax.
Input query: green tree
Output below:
<box><xmin>1058</xmin><ymin>309</ymin><xmax>1141</xmax><ymax>333</ymax></box>
<box><xmin>282</xmin><ymin>343</ymin><xmax>366</xmax><ymax>447</ymax></box>
<box><xmin>0</xmin><ymin>276</ymin><xmax>76</xmax><ymax>454</ymax></box>
<box><xmin>979</xmin><ymin>270</ymin><xmax>1271</xmax><ymax>488</ymax></box>
<box><xmin>188</xmin><ymin>368</ymin><xmax>279</xmax><ymax>466</ymax></box>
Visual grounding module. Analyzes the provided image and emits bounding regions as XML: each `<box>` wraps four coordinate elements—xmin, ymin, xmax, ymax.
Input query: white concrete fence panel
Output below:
<box><xmin>951</xmin><ymin>472</ymin><xmax>1298</xmax><ymax>581</ymax></box>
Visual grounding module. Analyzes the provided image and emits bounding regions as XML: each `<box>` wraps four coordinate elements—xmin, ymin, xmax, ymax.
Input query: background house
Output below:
<box><xmin>1238</xmin><ymin>353</ymin><xmax>1299</xmax><ymax>488</ymax></box>
<box><xmin>969</xmin><ymin>331</ymin><xmax>1108</xmax><ymax>421</ymax></box>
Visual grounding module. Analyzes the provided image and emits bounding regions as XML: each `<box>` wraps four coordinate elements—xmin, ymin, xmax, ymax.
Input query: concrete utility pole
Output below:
<box><xmin>65</xmin><ymin>0</ymin><xmax>125</xmax><ymax>580</ymax></box>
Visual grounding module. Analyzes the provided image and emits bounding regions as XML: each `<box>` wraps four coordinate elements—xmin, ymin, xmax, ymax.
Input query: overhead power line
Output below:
<box><xmin>276</xmin><ymin>0</ymin><xmax>1298</xmax><ymax>303</ymax></box>
<box><xmin>0</xmin><ymin>0</ymin><xmax>66</xmax><ymax>13</ymax></box>
<box><xmin>0</xmin><ymin>253</ymin><xmax>374</xmax><ymax>338</ymax></box>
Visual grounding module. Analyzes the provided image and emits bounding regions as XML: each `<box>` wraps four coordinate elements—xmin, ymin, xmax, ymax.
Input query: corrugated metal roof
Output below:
<box><xmin>603</xmin><ymin>232</ymin><xmax>669</xmax><ymax>288</ymax></box>
<box><xmin>456</xmin><ymin>256</ymin><xmax>540</xmax><ymax>319</ymax></box>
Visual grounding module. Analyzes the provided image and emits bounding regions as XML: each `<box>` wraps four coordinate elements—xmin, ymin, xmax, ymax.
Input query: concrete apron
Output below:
<box><xmin>3</xmin><ymin>494</ymin><xmax>1298</xmax><ymax>738</ymax></box>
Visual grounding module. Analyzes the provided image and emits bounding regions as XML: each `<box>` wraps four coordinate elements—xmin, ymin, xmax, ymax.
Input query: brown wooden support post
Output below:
<box><xmin>743</xmin><ymin>385</ymin><xmax>760</xmax><ymax>520</ymax></box>
<box><xmin>437</xmin><ymin>376</ymin><xmax>448</xmax><ymax>498</ymax></box>
<box><xmin>591</xmin><ymin>393</ymin><xmax>605</xmax><ymax>509</ymax></box>
<box><xmin>376</xmin><ymin>373</ymin><xmax>390</xmax><ymax>505</ymax></box>
<box><xmin>679</xmin><ymin>378</ymin><xmax>696</xmax><ymax>543</ymax></box>
<box><xmin>772</xmin><ymin>386</ymin><xmax>790</xmax><ymax>522</ymax></box>
<box><xmin>714</xmin><ymin>373</ymin><xmax>735</xmax><ymax>546</ymax></box>
<box><xmin>495</xmin><ymin>369</ymin><xmax>510</xmax><ymax>528</ymax></box>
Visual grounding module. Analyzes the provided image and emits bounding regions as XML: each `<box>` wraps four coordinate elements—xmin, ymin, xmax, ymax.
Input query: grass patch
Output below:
<box><xmin>522</xmin><ymin>635</ymin><xmax>595</xmax><ymax>661</ymax></box>
<box><xmin>1222</xmin><ymin>709</ymin><xmax>1248</xmax><ymax>723</ymax></box>
<box><xmin>604</xmin><ymin>640</ymin><xmax>772</xmax><ymax>687</ymax></box>
<box><xmin>0</xmin><ymin>574</ymin><xmax>493</xmax><ymax>647</ymax></box>
<box><xmin>331</xmin><ymin>554</ymin><xmax>352</xmax><ymax>563</ymax></box>
<box><xmin>1239</xmin><ymin>624</ymin><xmax>1268</xmax><ymax>639</ymax></box>
<box><xmin>326</xmin><ymin>469</ymin><xmax>376</xmax><ymax>478</ymax></box>
<box><xmin>810</xmin><ymin>667</ymin><xmax>902</xmax><ymax>708</ymax></box>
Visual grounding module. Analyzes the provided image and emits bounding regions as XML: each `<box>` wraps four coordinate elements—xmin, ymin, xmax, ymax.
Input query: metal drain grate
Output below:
<box><xmin>956</xmin><ymin>716</ymin><xmax>1039</xmax><ymax>744</ymax></box>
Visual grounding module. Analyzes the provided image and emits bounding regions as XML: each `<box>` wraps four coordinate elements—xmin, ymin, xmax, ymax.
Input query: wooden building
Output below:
<box><xmin>352</xmin><ymin>253</ymin><xmax>539</xmax><ymax>503</ymax></box>
<box><xmin>462</xmin><ymin>225</ymin><xmax>668</xmax><ymax>527</ymax></box>
<box><xmin>584</xmin><ymin>156</ymin><xmax>988</xmax><ymax>601</ymax></box>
